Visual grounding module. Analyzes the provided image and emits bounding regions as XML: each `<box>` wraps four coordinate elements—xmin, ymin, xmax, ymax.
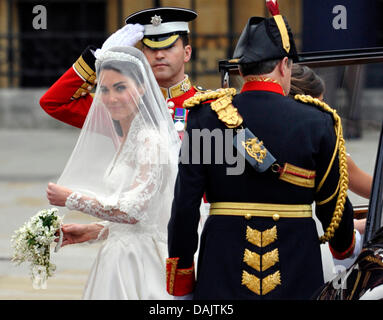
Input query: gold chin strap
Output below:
<box><xmin>294</xmin><ymin>94</ymin><xmax>349</xmax><ymax>244</ymax></box>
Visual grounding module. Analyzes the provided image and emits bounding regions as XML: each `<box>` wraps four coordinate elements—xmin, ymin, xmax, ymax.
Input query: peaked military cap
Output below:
<box><xmin>125</xmin><ymin>7</ymin><xmax>197</xmax><ymax>49</ymax></box>
<box><xmin>232</xmin><ymin>14</ymin><xmax>299</xmax><ymax>64</ymax></box>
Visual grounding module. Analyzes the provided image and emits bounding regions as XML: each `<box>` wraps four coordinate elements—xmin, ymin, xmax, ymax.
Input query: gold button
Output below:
<box><xmin>272</xmin><ymin>213</ymin><xmax>280</xmax><ymax>221</ymax></box>
<box><xmin>245</xmin><ymin>214</ymin><xmax>252</xmax><ymax>220</ymax></box>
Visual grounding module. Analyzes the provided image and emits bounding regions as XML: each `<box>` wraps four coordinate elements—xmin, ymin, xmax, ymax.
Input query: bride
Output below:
<box><xmin>46</xmin><ymin>46</ymin><xmax>181</xmax><ymax>299</ymax></box>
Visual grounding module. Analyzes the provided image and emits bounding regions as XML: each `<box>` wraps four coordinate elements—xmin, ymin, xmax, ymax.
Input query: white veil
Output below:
<box><xmin>57</xmin><ymin>46</ymin><xmax>180</xmax><ymax>236</ymax></box>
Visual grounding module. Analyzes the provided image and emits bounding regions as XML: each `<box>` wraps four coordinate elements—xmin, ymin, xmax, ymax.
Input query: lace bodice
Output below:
<box><xmin>65</xmin><ymin>116</ymin><xmax>166</xmax><ymax>227</ymax></box>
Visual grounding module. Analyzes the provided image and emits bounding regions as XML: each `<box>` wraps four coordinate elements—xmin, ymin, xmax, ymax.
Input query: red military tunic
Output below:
<box><xmin>159</xmin><ymin>77</ymin><xmax>201</xmax><ymax>140</ymax></box>
<box><xmin>40</xmin><ymin>45</ymin><xmax>203</xmax><ymax>134</ymax></box>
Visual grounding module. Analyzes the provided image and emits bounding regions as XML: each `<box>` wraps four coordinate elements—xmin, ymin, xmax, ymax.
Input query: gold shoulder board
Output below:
<box><xmin>210</xmin><ymin>93</ymin><xmax>243</xmax><ymax>128</ymax></box>
<box><xmin>183</xmin><ymin>88</ymin><xmax>237</xmax><ymax>109</ymax></box>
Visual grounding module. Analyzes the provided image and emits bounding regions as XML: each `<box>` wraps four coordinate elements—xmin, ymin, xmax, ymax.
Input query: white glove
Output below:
<box><xmin>350</xmin><ymin>229</ymin><xmax>363</xmax><ymax>259</ymax></box>
<box><xmin>94</xmin><ymin>24</ymin><xmax>144</xmax><ymax>58</ymax></box>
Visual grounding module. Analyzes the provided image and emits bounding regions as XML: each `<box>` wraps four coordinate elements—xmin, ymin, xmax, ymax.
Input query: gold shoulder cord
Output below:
<box><xmin>183</xmin><ymin>88</ymin><xmax>237</xmax><ymax>109</ymax></box>
<box><xmin>294</xmin><ymin>94</ymin><xmax>349</xmax><ymax>243</ymax></box>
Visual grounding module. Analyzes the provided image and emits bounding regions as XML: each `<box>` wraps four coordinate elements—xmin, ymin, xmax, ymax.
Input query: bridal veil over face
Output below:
<box><xmin>57</xmin><ymin>46</ymin><xmax>181</xmax><ymax>235</ymax></box>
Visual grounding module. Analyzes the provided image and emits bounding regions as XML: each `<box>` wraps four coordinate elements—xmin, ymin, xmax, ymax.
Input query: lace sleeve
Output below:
<box><xmin>65</xmin><ymin>192</ymin><xmax>138</xmax><ymax>223</ymax></box>
<box><xmin>65</xmin><ymin>132</ymin><xmax>163</xmax><ymax>224</ymax></box>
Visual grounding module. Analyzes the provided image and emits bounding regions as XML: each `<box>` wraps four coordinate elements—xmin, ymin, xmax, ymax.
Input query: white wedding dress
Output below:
<box><xmin>66</xmin><ymin>116</ymin><xmax>173</xmax><ymax>300</ymax></box>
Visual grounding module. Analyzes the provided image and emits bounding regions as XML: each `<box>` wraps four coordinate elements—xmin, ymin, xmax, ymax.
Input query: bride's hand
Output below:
<box><xmin>55</xmin><ymin>223</ymin><xmax>103</xmax><ymax>246</ymax></box>
<box><xmin>46</xmin><ymin>182</ymin><xmax>73</xmax><ymax>206</ymax></box>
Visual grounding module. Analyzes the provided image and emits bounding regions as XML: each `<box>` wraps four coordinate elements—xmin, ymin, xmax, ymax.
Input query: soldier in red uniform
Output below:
<box><xmin>40</xmin><ymin>7</ymin><xmax>203</xmax><ymax>139</ymax></box>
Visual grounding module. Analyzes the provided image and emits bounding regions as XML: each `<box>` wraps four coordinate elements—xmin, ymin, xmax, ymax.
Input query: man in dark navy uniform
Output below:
<box><xmin>166</xmin><ymin>3</ymin><xmax>361</xmax><ymax>300</ymax></box>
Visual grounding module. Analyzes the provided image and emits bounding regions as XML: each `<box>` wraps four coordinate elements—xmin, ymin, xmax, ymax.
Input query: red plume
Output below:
<box><xmin>266</xmin><ymin>0</ymin><xmax>280</xmax><ymax>16</ymax></box>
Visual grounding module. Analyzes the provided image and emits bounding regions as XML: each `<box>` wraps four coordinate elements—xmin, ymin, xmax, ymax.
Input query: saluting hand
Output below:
<box><xmin>94</xmin><ymin>24</ymin><xmax>144</xmax><ymax>59</ymax></box>
<box><xmin>46</xmin><ymin>182</ymin><xmax>73</xmax><ymax>206</ymax></box>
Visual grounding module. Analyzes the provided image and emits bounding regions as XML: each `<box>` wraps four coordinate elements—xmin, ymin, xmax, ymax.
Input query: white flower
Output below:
<box><xmin>10</xmin><ymin>208</ymin><xmax>63</xmax><ymax>289</ymax></box>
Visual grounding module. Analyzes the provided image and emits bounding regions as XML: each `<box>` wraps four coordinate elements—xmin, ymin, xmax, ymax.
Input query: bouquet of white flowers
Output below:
<box><xmin>11</xmin><ymin>208</ymin><xmax>63</xmax><ymax>289</ymax></box>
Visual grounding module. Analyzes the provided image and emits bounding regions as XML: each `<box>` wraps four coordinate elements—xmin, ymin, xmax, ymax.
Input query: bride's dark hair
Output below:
<box><xmin>289</xmin><ymin>64</ymin><xmax>325</xmax><ymax>98</ymax></box>
<box><xmin>100</xmin><ymin>60</ymin><xmax>144</xmax><ymax>85</ymax></box>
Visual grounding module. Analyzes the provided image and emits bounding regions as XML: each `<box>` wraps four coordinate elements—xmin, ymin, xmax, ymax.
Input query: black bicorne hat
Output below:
<box><xmin>125</xmin><ymin>7</ymin><xmax>197</xmax><ymax>49</ymax></box>
<box><xmin>232</xmin><ymin>3</ymin><xmax>298</xmax><ymax>64</ymax></box>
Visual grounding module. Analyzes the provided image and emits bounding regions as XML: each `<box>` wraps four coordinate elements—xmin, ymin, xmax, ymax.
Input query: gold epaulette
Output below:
<box><xmin>211</xmin><ymin>90</ymin><xmax>243</xmax><ymax>128</ymax></box>
<box><xmin>72</xmin><ymin>55</ymin><xmax>96</xmax><ymax>100</ymax></box>
<box><xmin>183</xmin><ymin>88</ymin><xmax>237</xmax><ymax>109</ymax></box>
<box><xmin>294</xmin><ymin>94</ymin><xmax>349</xmax><ymax>243</ymax></box>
